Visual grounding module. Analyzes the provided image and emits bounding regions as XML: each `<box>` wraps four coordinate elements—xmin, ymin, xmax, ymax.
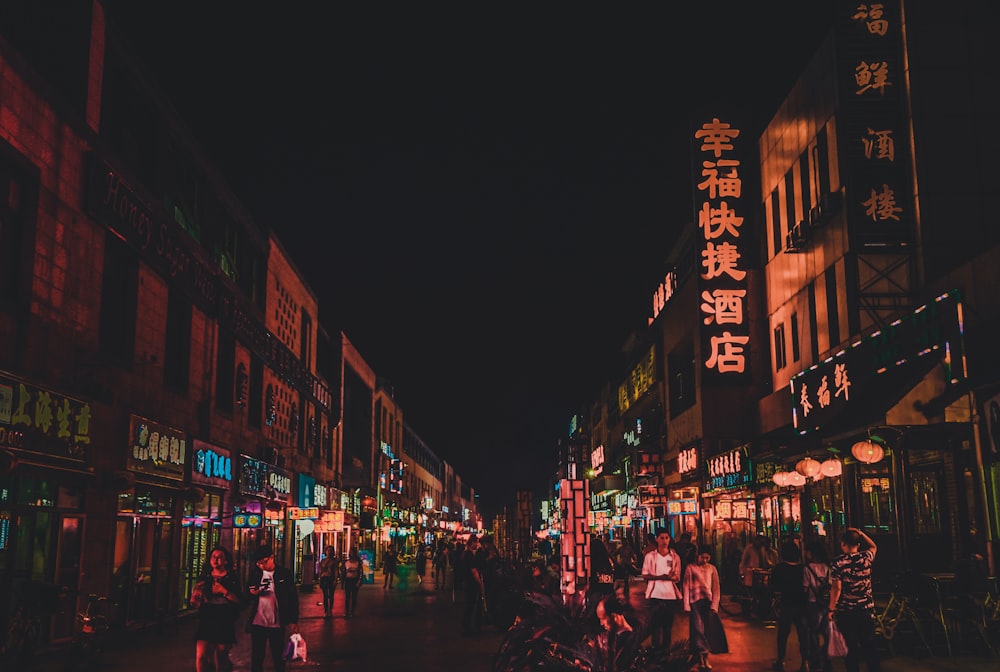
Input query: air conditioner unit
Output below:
<box><xmin>785</xmin><ymin>222</ymin><xmax>808</xmax><ymax>252</ymax></box>
<box><xmin>808</xmin><ymin>204</ymin><xmax>825</xmax><ymax>229</ymax></box>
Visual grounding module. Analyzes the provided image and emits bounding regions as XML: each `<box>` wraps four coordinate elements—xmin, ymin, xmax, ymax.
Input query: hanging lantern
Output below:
<box><xmin>851</xmin><ymin>439</ymin><xmax>885</xmax><ymax>464</ymax></box>
<box><xmin>820</xmin><ymin>458</ymin><xmax>843</xmax><ymax>477</ymax></box>
<box><xmin>786</xmin><ymin>471</ymin><xmax>807</xmax><ymax>487</ymax></box>
<box><xmin>795</xmin><ymin>457</ymin><xmax>822</xmax><ymax>479</ymax></box>
<box><xmin>772</xmin><ymin>471</ymin><xmax>789</xmax><ymax>487</ymax></box>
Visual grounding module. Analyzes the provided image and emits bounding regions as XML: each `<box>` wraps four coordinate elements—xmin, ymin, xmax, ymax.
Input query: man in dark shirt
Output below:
<box><xmin>770</xmin><ymin>541</ymin><xmax>809</xmax><ymax>672</ymax></box>
<box><xmin>829</xmin><ymin>527</ymin><xmax>880</xmax><ymax>672</ymax></box>
<box><xmin>462</xmin><ymin>535</ymin><xmax>487</xmax><ymax>635</ymax></box>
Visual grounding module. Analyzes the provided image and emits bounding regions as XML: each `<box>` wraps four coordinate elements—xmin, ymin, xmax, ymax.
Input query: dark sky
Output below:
<box><xmin>107</xmin><ymin>3</ymin><xmax>837</xmax><ymax>517</ymax></box>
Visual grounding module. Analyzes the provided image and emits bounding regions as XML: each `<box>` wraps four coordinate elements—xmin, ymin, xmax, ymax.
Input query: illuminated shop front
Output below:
<box><xmin>0</xmin><ymin>373</ymin><xmax>92</xmax><ymax>644</ymax></box>
<box><xmin>701</xmin><ymin>445</ymin><xmax>756</xmax><ymax>557</ymax></box>
<box><xmin>234</xmin><ymin>454</ymin><xmax>291</xmax><ymax>581</ymax></box>
<box><xmin>180</xmin><ymin>439</ymin><xmax>232</xmax><ymax>609</ymax></box>
<box><xmin>115</xmin><ymin>414</ymin><xmax>187</xmax><ymax>626</ymax></box>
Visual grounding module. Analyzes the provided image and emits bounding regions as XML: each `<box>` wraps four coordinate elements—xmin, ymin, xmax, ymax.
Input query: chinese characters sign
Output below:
<box><xmin>617</xmin><ymin>347</ymin><xmax>656</xmax><ymax>414</ymax></box>
<box><xmin>837</xmin><ymin>1</ymin><xmax>913</xmax><ymax>247</ymax></box>
<box><xmin>0</xmin><ymin>375</ymin><xmax>91</xmax><ymax>461</ymax></box>
<box><xmin>791</xmin><ymin>290</ymin><xmax>965</xmax><ymax>433</ymax></box>
<box><xmin>128</xmin><ymin>414</ymin><xmax>185</xmax><ymax>480</ymax></box>
<box><xmin>693</xmin><ymin>118</ymin><xmax>750</xmax><ymax>383</ymax></box>
<box><xmin>191</xmin><ymin>439</ymin><xmax>232</xmax><ymax>488</ymax></box>
<box><xmin>704</xmin><ymin>445</ymin><xmax>752</xmax><ymax>492</ymax></box>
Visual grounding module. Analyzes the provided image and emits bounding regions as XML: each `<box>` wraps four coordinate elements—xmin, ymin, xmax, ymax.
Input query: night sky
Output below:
<box><xmin>107</xmin><ymin>3</ymin><xmax>837</xmax><ymax>518</ymax></box>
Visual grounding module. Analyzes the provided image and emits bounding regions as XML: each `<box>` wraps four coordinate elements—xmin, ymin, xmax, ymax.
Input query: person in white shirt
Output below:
<box><xmin>641</xmin><ymin>529</ymin><xmax>682</xmax><ymax>650</ymax></box>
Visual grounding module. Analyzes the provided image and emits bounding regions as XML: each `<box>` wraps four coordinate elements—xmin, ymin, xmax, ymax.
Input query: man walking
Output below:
<box><xmin>382</xmin><ymin>547</ymin><xmax>398</xmax><ymax>589</ymax></box>
<box><xmin>462</xmin><ymin>535</ymin><xmax>486</xmax><ymax>635</ymax></box>
<box><xmin>245</xmin><ymin>545</ymin><xmax>298</xmax><ymax>672</ymax></box>
<box><xmin>641</xmin><ymin>528</ymin><xmax>682</xmax><ymax>650</ymax></box>
<box><xmin>829</xmin><ymin>527</ymin><xmax>880</xmax><ymax>672</ymax></box>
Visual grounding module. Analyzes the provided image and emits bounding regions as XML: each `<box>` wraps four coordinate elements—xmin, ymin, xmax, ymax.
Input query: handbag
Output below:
<box><xmin>827</xmin><ymin>618</ymin><xmax>848</xmax><ymax>657</ymax></box>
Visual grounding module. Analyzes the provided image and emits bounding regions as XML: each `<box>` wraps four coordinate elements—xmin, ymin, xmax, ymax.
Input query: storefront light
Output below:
<box><xmin>785</xmin><ymin>471</ymin><xmax>807</xmax><ymax>487</ymax></box>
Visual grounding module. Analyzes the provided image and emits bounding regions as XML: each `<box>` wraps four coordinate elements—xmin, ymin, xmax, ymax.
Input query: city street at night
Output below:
<box><xmin>29</xmin><ymin>567</ymin><xmax>999</xmax><ymax>671</ymax></box>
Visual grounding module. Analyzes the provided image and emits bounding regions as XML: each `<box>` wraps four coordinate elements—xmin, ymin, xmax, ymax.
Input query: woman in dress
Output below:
<box><xmin>683</xmin><ymin>544</ymin><xmax>728</xmax><ymax>671</ymax></box>
<box><xmin>190</xmin><ymin>546</ymin><xmax>243</xmax><ymax>672</ymax></box>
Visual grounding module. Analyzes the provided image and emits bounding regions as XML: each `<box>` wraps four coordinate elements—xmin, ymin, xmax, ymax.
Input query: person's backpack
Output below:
<box><xmin>807</xmin><ymin>564</ymin><xmax>831</xmax><ymax>605</ymax></box>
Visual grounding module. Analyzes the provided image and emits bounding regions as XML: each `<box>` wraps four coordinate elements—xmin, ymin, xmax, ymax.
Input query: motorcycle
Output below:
<box><xmin>64</xmin><ymin>594</ymin><xmax>112</xmax><ymax>672</ymax></box>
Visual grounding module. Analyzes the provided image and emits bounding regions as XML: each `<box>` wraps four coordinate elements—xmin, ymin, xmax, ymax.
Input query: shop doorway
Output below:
<box><xmin>112</xmin><ymin>516</ymin><xmax>174</xmax><ymax>626</ymax></box>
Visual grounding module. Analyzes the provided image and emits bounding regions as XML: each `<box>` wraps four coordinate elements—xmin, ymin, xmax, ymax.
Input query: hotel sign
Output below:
<box><xmin>693</xmin><ymin>118</ymin><xmax>750</xmax><ymax>384</ymax></box>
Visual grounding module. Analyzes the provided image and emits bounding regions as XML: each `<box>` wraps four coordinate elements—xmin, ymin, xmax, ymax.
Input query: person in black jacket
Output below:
<box><xmin>245</xmin><ymin>545</ymin><xmax>298</xmax><ymax>672</ymax></box>
<box><xmin>770</xmin><ymin>540</ymin><xmax>810</xmax><ymax>672</ymax></box>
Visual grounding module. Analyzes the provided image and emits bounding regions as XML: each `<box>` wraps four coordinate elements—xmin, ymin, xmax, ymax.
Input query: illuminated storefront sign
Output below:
<box><xmin>191</xmin><ymin>439</ymin><xmax>232</xmax><ymax>488</ymax></box>
<box><xmin>704</xmin><ymin>445</ymin><xmax>752</xmax><ymax>492</ymax></box>
<box><xmin>678</xmin><ymin>445</ymin><xmax>699</xmax><ymax>475</ymax></box>
<box><xmin>790</xmin><ymin>291</ymin><xmax>965</xmax><ymax>433</ymax></box>
<box><xmin>288</xmin><ymin>507</ymin><xmax>319</xmax><ymax>519</ymax></box>
<box><xmin>127</xmin><ymin>414</ymin><xmax>186</xmax><ymax>481</ymax></box>
<box><xmin>590</xmin><ymin>445</ymin><xmax>605</xmax><ymax>476</ymax></box>
<box><xmin>693</xmin><ymin>117</ymin><xmax>750</xmax><ymax>384</ymax></box>
<box><xmin>618</xmin><ymin>347</ymin><xmax>656</xmax><ymax>414</ymax></box>
<box><xmin>0</xmin><ymin>375</ymin><xmax>92</xmax><ymax>461</ymax></box>
<box><xmin>837</xmin><ymin>1</ymin><xmax>913</xmax><ymax>247</ymax></box>
<box><xmin>666</xmin><ymin>499</ymin><xmax>698</xmax><ymax>515</ymax></box>
<box><xmin>649</xmin><ymin>269</ymin><xmax>678</xmax><ymax>324</ymax></box>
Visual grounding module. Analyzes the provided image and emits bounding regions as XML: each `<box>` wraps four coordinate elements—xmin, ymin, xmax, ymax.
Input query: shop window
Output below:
<box><xmin>910</xmin><ymin>471</ymin><xmax>942</xmax><ymax>534</ymax></box>
<box><xmin>859</xmin><ymin>473</ymin><xmax>895</xmax><ymax>533</ymax></box>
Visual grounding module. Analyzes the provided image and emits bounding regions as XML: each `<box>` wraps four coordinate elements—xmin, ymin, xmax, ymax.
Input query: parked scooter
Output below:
<box><xmin>64</xmin><ymin>594</ymin><xmax>112</xmax><ymax>672</ymax></box>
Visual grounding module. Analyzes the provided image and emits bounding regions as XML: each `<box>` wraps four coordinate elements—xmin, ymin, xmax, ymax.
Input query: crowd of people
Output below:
<box><xmin>186</xmin><ymin>525</ymin><xmax>891</xmax><ymax>672</ymax></box>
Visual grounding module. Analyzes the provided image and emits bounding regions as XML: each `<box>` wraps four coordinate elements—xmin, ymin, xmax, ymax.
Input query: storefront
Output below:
<box><xmin>115</xmin><ymin>414</ymin><xmax>187</xmax><ymax>626</ymax></box>
<box><xmin>0</xmin><ymin>373</ymin><xmax>93</xmax><ymax>644</ymax></box>
<box><xmin>180</xmin><ymin>440</ymin><xmax>231</xmax><ymax>608</ymax></box>
<box><xmin>234</xmin><ymin>454</ymin><xmax>291</xmax><ymax>582</ymax></box>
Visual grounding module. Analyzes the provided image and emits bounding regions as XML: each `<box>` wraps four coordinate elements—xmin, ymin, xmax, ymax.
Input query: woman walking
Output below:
<box><xmin>341</xmin><ymin>549</ymin><xmax>362</xmax><ymax>618</ymax></box>
<box><xmin>683</xmin><ymin>545</ymin><xmax>728</xmax><ymax>671</ymax></box>
<box><xmin>318</xmin><ymin>546</ymin><xmax>339</xmax><ymax>618</ymax></box>
<box><xmin>190</xmin><ymin>546</ymin><xmax>243</xmax><ymax>672</ymax></box>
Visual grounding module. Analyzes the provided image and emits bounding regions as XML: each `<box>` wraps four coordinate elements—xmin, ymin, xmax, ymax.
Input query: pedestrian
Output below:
<box><xmin>589</xmin><ymin>536</ymin><xmax>617</xmax><ymax>603</ymax></box>
<box><xmin>433</xmin><ymin>543</ymin><xmax>449</xmax><ymax>590</ymax></box>
<box><xmin>614</xmin><ymin>539</ymin><xmax>639</xmax><ymax>604</ymax></box>
<box><xmin>829</xmin><ymin>527</ymin><xmax>881</xmax><ymax>672</ymax></box>
<box><xmin>318</xmin><ymin>545</ymin><xmax>339</xmax><ymax>618</ymax></box>
<box><xmin>190</xmin><ymin>546</ymin><xmax>243</xmax><ymax>672</ymax></box>
<box><xmin>675</xmin><ymin>531</ymin><xmax>697</xmax><ymax>576</ymax></box>
<box><xmin>382</xmin><ymin>547</ymin><xmax>398</xmax><ymax>589</ymax></box>
<box><xmin>451</xmin><ymin>540</ymin><xmax>466</xmax><ymax>593</ymax></box>
<box><xmin>461</xmin><ymin>535</ymin><xmax>486</xmax><ymax>635</ymax></box>
<box><xmin>740</xmin><ymin>535</ymin><xmax>770</xmax><ymax>613</ymax></box>
<box><xmin>770</xmin><ymin>540</ymin><xmax>810</xmax><ymax>672</ymax></box>
<box><xmin>803</xmin><ymin>540</ymin><xmax>833</xmax><ymax>672</ymax></box>
<box><xmin>683</xmin><ymin>544</ymin><xmax>728</xmax><ymax>671</ymax></box>
<box><xmin>245</xmin><ymin>545</ymin><xmax>298</xmax><ymax>672</ymax></box>
<box><xmin>592</xmin><ymin>594</ymin><xmax>639</xmax><ymax>672</ymax></box>
<box><xmin>416</xmin><ymin>544</ymin><xmax>430</xmax><ymax>584</ymax></box>
<box><xmin>641</xmin><ymin>528</ymin><xmax>682</xmax><ymax>650</ymax></box>
<box><xmin>341</xmin><ymin>548</ymin><xmax>362</xmax><ymax>618</ymax></box>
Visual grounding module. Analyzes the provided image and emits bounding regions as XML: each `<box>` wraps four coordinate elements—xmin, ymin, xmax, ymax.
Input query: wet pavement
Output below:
<box><xmin>26</xmin><ymin>569</ymin><xmax>998</xmax><ymax>671</ymax></box>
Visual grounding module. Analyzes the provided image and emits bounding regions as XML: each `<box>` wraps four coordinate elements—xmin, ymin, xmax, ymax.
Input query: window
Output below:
<box><xmin>300</xmin><ymin>309</ymin><xmax>312</xmax><ymax>369</ymax></box>
<box><xmin>668</xmin><ymin>345</ymin><xmax>696</xmax><ymax>418</ymax></box>
<box><xmin>799</xmin><ymin>152</ymin><xmax>811</xmax><ymax>217</ymax></box>
<box><xmin>790</xmin><ymin>313</ymin><xmax>800</xmax><ymax>363</ymax></box>
<box><xmin>0</xmin><ymin>140</ymin><xmax>36</xmax><ymax>308</ymax></box>
<box><xmin>248</xmin><ymin>355</ymin><xmax>263</xmax><ymax>429</ymax></box>
<box><xmin>770</xmin><ymin>188</ymin><xmax>781</xmax><ymax>260</ymax></box>
<box><xmin>215</xmin><ymin>328</ymin><xmax>235</xmax><ymax>413</ymax></box>
<box><xmin>774</xmin><ymin>323</ymin><xmax>787</xmax><ymax>371</ymax></box>
<box><xmin>99</xmin><ymin>233</ymin><xmax>137</xmax><ymax>365</ymax></box>
<box><xmin>164</xmin><ymin>287</ymin><xmax>191</xmax><ymax>392</ymax></box>
<box><xmin>825</xmin><ymin>266</ymin><xmax>841</xmax><ymax>349</ymax></box>
<box><xmin>910</xmin><ymin>471</ymin><xmax>942</xmax><ymax>535</ymax></box>
<box><xmin>784</xmin><ymin>167</ymin><xmax>797</xmax><ymax>235</ymax></box>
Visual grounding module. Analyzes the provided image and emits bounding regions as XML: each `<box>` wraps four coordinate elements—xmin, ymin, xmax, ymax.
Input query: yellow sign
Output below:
<box><xmin>287</xmin><ymin>507</ymin><xmax>319</xmax><ymax>520</ymax></box>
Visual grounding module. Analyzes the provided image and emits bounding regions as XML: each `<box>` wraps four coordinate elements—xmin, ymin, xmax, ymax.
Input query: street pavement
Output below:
<box><xmin>27</xmin><ymin>567</ymin><xmax>998</xmax><ymax>671</ymax></box>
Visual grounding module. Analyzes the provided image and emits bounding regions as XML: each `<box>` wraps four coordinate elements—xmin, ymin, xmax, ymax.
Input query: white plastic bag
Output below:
<box><xmin>827</xmin><ymin>618</ymin><xmax>848</xmax><ymax>657</ymax></box>
<box><xmin>288</xmin><ymin>632</ymin><xmax>307</xmax><ymax>662</ymax></box>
